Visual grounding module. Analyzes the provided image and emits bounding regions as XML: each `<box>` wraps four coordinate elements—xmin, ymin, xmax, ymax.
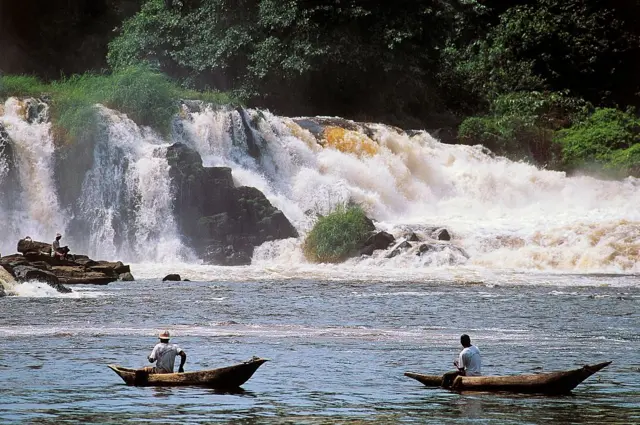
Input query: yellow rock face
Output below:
<box><xmin>323</xmin><ymin>126</ymin><xmax>379</xmax><ymax>157</ymax></box>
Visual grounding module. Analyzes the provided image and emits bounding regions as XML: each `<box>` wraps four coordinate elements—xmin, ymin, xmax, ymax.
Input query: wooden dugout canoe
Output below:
<box><xmin>108</xmin><ymin>357</ymin><xmax>268</xmax><ymax>388</ymax></box>
<box><xmin>404</xmin><ymin>361</ymin><xmax>611</xmax><ymax>395</ymax></box>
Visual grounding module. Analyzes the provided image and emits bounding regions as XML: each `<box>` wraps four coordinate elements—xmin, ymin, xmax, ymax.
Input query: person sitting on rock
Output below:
<box><xmin>52</xmin><ymin>233</ymin><xmax>70</xmax><ymax>259</ymax></box>
<box><xmin>146</xmin><ymin>330</ymin><xmax>187</xmax><ymax>374</ymax></box>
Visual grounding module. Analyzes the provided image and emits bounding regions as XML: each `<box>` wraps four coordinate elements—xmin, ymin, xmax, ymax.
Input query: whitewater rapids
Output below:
<box><xmin>1</xmin><ymin>97</ymin><xmax>639</xmax><ymax>285</ymax></box>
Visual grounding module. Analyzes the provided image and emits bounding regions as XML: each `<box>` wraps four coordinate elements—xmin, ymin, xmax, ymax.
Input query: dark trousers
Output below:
<box><xmin>442</xmin><ymin>370</ymin><xmax>465</xmax><ymax>388</ymax></box>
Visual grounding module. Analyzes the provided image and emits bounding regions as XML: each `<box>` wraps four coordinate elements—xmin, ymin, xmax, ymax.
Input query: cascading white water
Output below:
<box><xmin>76</xmin><ymin>106</ymin><xmax>193</xmax><ymax>262</ymax></box>
<box><xmin>178</xmin><ymin>106</ymin><xmax>640</xmax><ymax>273</ymax></box>
<box><xmin>0</xmin><ymin>98</ymin><xmax>65</xmax><ymax>255</ymax></box>
<box><xmin>2</xmin><ymin>97</ymin><xmax>639</xmax><ymax>275</ymax></box>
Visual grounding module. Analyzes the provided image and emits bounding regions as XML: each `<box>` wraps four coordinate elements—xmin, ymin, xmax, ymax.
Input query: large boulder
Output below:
<box><xmin>12</xmin><ymin>265</ymin><xmax>72</xmax><ymax>293</ymax></box>
<box><xmin>167</xmin><ymin>143</ymin><xmax>298</xmax><ymax>265</ymax></box>
<box><xmin>0</xmin><ymin>124</ymin><xmax>21</xmax><ymax>208</ymax></box>
<box><xmin>358</xmin><ymin>231</ymin><xmax>395</xmax><ymax>257</ymax></box>
<box><xmin>2</xmin><ymin>240</ymin><xmax>134</xmax><ymax>286</ymax></box>
<box><xmin>17</xmin><ymin>239</ymin><xmax>52</xmax><ymax>255</ymax></box>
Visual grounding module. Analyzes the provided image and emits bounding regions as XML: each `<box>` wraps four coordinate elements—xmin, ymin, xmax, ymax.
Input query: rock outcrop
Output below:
<box><xmin>166</xmin><ymin>143</ymin><xmax>298</xmax><ymax>265</ymax></box>
<box><xmin>0</xmin><ymin>238</ymin><xmax>134</xmax><ymax>289</ymax></box>
<box><xmin>0</xmin><ymin>124</ymin><xmax>21</xmax><ymax>208</ymax></box>
<box><xmin>359</xmin><ymin>231</ymin><xmax>396</xmax><ymax>256</ymax></box>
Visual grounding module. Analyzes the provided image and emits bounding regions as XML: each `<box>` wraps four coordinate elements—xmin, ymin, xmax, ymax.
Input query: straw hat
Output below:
<box><xmin>158</xmin><ymin>330</ymin><xmax>170</xmax><ymax>339</ymax></box>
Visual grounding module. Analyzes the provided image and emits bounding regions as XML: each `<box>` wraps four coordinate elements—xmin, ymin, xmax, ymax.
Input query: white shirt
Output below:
<box><xmin>458</xmin><ymin>345</ymin><xmax>482</xmax><ymax>376</ymax></box>
<box><xmin>148</xmin><ymin>342</ymin><xmax>183</xmax><ymax>373</ymax></box>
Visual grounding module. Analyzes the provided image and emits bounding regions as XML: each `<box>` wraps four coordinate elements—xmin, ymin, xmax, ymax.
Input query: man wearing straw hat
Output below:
<box><xmin>147</xmin><ymin>330</ymin><xmax>187</xmax><ymax>373</ymax></box>
<box><xmin>52</xmin><ymin>233</ymin><xmax>71</xmax><ymax>260</ymax></box>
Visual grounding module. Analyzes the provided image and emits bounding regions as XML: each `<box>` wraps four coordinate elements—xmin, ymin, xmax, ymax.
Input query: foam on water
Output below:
<box><xmin>3</xmin><ymin>281</ymin><xmax>85</xmax><ymax>298</ymax></box>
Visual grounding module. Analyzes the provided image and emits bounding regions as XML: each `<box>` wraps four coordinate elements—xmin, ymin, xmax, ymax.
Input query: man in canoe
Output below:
<box><xmin>442</xmin><ymin>334</ymin><xmax>482</xmax><ymax>387</ymax></box>
<box><xmin>146</xmin><ymin>330</ymin><xmax>187</xmax><ymax>374</ymax></box>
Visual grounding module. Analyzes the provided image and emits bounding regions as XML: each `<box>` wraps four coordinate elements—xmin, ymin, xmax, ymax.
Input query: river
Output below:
<box><xmin>1</xmin><ymin>269</ymin><xmax>638</xmax><ymax>424</ymax></box>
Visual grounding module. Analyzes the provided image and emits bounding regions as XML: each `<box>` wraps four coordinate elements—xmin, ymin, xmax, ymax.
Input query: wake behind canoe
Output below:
<box><xmin>108</xmin><ymin>357</ymin><xmax>268</xmax><ymax>388</ymax></box>
<box><xmin>405</xmin><ymin>361</ymin><xmax>611</xmax><ymax>395</ymax></box>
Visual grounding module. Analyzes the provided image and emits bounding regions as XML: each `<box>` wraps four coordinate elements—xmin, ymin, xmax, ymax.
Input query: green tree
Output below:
<box><xmin>108</xmin><ymin>0</ymin><xmax>484</xmax><ymax>127</ymax></box>
<box><xmin>448</xmin><ymin>0</ymin><xmax>640</xmax><ymax>107</ymax></box>
<box><xmin>554</xmin><ymin>108</ymin><xmax>640</xmax><ymax>176</ymax></box>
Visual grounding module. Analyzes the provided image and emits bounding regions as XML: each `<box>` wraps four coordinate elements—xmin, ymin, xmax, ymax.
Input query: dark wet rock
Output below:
<box><xmin>17</xmin><ymin>239</ymin><xmax>52</xmax><ymax>255</ymax></box>
<box><xmin>404</xmin><ymin>232</ymin><xmax>420</xmax><ymax>242</ymax></box>
<box><xmin>364</xmin><ymin>231</ymin><xmax>396</xmax><ymax>250</ymax></box>
<box><xmin>359</xmin><ymin>231</ymin><xmax>395</xmax><ymax>256</ymax></box>
<box><xmin>73</xmin><ymin>255</ymin><xmax>100</xmax><ymax>268</ymax></box>
<box><xmin>387</xmin><ymin>241</ymin><xmax>413</xmax><ymax>259</ymax></box>
<box><xmin>0</xmin><ymin>286</ymin><xmax>5</xmax><ymax>297</ymax></box>
<box><xmin>203</xmin><ymin>243</ymin><xmax>253</xmax><ymax>266</ymax></box>
<box><xmin>2</xmin><ymin>239</ymin><xmax>132</xmax><ymax>286</ymax></box>
<box><xmin>0</xmin><ymin>126</ymin><xmax>21</xmax><ymax>208</ymax></box>
<box><xmin>92</xmin><ymin>261</ymin><xmax>130</xmax><ymax>275</ymax></box>
<box><xmin>432</xmin><ymin>228</ymin><xmax>451</xmax><ymax>241</ymax></box>
<box><xmin>417</xmin><ymin>244</ymin><xmax>438</xmax><ymax>255</ymax></box>
<box><xmin>237</xmin><ymin>108</ymin><xmax>263</xmax><ymax>160</ymax></box>
<box><xmin>28</xmin><ymin>261</ymin><xmax>52</xmax><ymax>271</ymax></box>
<box><xmin>162</xmin><ymin>274</ymin><xmax>181</xmax><ymax>281</ymax></box>
<box><xmin>183</xmin><ymin>279</ymin><xmax>191</xmax><ymax>282</ymax></box>
<box><xmin>359</xmin><ymin>244</ymin><xmax>376</xmax><ymax>257</ymax></box>
<box><xmin>426</xmin><ymin>127</ymin><xmax>458</xmax><ymax>145</ymax></box>
<box><xmin>0</xmin><ymin>254</ymin><xmax>29</xmax><ymax>274</ymax></box>
<box><xmin>12</xmin><ymin>265</ymin><xmax>72</xmax><ymax>293</ymax></box>
<box><xmin>167</xmin><ymin>143</ymin><xmax>298</xmax><ymax>266</ymax></box>
<box><xmin>119</xmin><ymin>272</ymin><xmax>135</xmax><ymax>282</ymax></box>
<box><xmin>293</xmin><ymin>117</ymin><xmax>362</xmax><ymax>140</ymax></box>
<box><xmin>417</xmin><ymin>243</ymin><xmax>470</xmax><ymax>262</ymax></box>
<box><xmin>50</xmin><ymin>266</ymin><xmax>115</xmax><ymax>285</ymax></box>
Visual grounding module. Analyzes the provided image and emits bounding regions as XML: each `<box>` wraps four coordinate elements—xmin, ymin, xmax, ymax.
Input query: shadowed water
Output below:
<box><xmin>1</xmin><ymin>278</ymin><xmax>638</xmax><ymax>424</ymax></box>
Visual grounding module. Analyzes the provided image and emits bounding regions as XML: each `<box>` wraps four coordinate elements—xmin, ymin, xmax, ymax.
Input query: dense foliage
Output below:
<box><xmin>303</xmin><ymin>205</ymin><xmax>373</xmax><ymax>263</ymax></box>
<box><xmin>554</xmin><ymin>108</ymin><xmax>640</xmax><ymax>177</ymax></box>
<box><xmin>1</xmin><ymin>0</ymin><xmax>640</xmax><ymax>175</ymax></box>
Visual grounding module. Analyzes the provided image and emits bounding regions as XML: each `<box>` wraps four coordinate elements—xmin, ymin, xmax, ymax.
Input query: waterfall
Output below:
<box><xmin>0</xmin><ymin>98</ymin><xmax>64</xmax><ymax>254</ymax></box>
<box><xmin>72</xmin><ymin>106</ymin><xmax>193</xmax><ymax>262</ymax></box>
<box><xmin>2</xmin><ymin>97</ymin><xmax>639</xmax><ymax>272</ymax></box>
<box><xmin>177</xmin><ymin>105</ymin><xmax>640</xmax><ymax>273</ymax></box>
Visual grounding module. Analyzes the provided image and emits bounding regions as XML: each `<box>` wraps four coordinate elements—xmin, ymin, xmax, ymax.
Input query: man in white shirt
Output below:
<box><xmin>147</xmin><ymin>330</ymin><xmax>187</xmax><ymax>374</ymax></box>
<box><xmin>442</xmin><ymin>334</ymin><xmax>482</xmax><ymax>387</ymax></box>
<box><xmin>454</xmin><ymin>334</ymin><xmax>481</xmax><ymax>376</ymax></box>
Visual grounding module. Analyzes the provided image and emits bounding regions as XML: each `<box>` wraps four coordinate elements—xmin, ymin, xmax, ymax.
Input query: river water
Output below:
<box><xmin>1</xmin><ymin>271</ymin><xmax>638</xmax><ymax>424</ymax></box>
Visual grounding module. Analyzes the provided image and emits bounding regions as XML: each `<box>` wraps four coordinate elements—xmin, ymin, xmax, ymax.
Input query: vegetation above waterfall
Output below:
<box><xmin>0</xmin><ymin>66</ymin><xmax>234</xmax><ymax>142</ymax></box>
<box><xmin>303</xmin><ymin>205</ymin><xmax>374</xmax><ymax>263</ymax></box>
<box><xmin>1</xmin><ymin>0</ymin><xmax>639</xmax><ymax>176</ymax></box>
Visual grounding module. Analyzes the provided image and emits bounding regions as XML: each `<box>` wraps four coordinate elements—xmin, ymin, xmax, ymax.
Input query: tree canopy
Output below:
<box><xmin>1</xmin><ymin>0</ymin><xmax>640</xmax><ymax>175</ymax></box>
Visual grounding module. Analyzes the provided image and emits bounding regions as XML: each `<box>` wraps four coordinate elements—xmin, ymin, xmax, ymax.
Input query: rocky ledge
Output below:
<box><xmin>0</xmin><ymin>239</ymin><xmax>134</xmax><ymax>295</ymax></box>
<box><xmin>166</xmin><ymin>143</ymin><xmax>299</xmax><ymax>266</ymax></box>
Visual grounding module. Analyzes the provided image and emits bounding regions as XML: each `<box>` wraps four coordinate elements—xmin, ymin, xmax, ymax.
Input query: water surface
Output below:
<box><xmin>1</xmin><ymin>277</ymin><xmax>638</xmax><ymax>424</ymax></box>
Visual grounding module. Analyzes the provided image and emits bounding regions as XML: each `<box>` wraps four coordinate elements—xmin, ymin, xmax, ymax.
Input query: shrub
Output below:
<box><xmin>99</xmin><ymin>66</ymin><xmax>179</xmax><ymax>133</ymax></box>
<box><xmin>303</xmin><ymin>205</ymin><xmax>374</xmax><ymax>263</ymax></box>
<box><xmin>0</xmin><ymin>75</ymin><xmax>48</xmax><ymax>99</ymax></box>
<box><xmin>2</xmin><ymin>65</ymin><xmax>240</xmax><ymax>143</ymax></box>
<box><xmin>458</xmin><ymin>91</ymin><xmax>586</xmax><ymax>165</ymax></box>
<box><xmin>554</xmin><ymin>108</ymin><xmax>640</xmax><ymax>176</ymax></box>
